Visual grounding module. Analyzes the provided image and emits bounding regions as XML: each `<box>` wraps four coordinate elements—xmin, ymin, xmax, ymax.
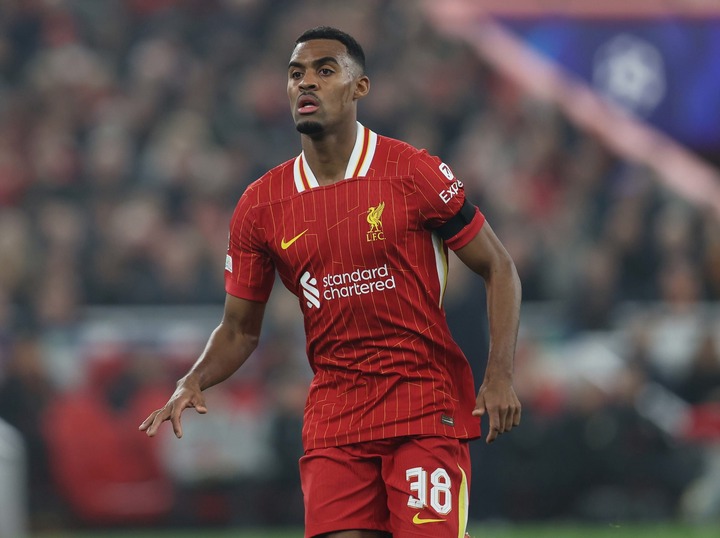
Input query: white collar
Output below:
<box><xmin>293</xmin><ymin>122</ymin><xmax>378</xmax><ymax>192</ymax></box>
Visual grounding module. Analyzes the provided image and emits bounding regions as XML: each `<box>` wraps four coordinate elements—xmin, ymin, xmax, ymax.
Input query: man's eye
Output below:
<box><xmin>319</xmin><ymin>68</ymin><xmax>333</xmax><ymax>76</ymax></box>
<box><xmin>291</xmin><ymin>71</ymin><xmax>303</xmax><ymax>79</ymax></box>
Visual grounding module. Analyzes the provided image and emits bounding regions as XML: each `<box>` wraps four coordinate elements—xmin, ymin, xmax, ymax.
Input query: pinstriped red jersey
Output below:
<box><xmin>225</xmin><ymin>123</ymin><xmax>485</xmax><ymax>450</ymax></box>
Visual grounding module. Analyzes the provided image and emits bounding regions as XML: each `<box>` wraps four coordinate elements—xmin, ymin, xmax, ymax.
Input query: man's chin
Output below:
<box><xmin>296</xmin><ymin>120</ymin><xmax>324</xmax><ymax>135</ymax></box>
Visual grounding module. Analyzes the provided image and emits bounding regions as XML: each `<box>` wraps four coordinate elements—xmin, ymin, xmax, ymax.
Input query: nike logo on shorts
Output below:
<box><xmin>412</xmin><ymin>512</ymin><xmax>446</xmax><ymax>525</ymax></box>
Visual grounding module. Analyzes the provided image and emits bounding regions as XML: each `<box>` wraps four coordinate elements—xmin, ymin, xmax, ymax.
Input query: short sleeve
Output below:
<box><xmin>412</xmin><ymin>150</ymin><xmax>485</xmax><ymax>250</ymax></box>
<box><xmin>224</xmin><ymin>187</ymin><xmax>275</xmax><ymax>302</ymax></box>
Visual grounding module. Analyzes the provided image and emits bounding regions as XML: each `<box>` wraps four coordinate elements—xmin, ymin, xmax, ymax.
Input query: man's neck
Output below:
<box><xmin>300</xmin><ymin>120</ymin><xmax>358</xmax><ymax>185</ymax></box>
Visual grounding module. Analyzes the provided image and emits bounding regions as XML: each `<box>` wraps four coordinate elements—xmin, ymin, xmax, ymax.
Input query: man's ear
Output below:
<box><xmin>354</xmin><ymin>75</ymin><xmax>370</xmax><ymax>100</ymax></box>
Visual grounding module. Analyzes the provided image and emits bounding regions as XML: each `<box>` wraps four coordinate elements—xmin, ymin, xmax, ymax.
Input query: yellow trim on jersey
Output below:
<box><xmin>457</xmin><ymin>464</ymin><xmax>469</xmax><ymax>538</ymax></box>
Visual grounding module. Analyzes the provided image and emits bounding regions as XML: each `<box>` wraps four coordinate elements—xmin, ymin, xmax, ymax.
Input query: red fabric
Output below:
<box><xmin>301</xmin><ymin>437</ymin><xmax>471</xmax><ymax>538</ymax></box>
<box><xmin>225</xmin><ymin>129</ymin><xmax>483</xmax><ymax>450</ymax></box>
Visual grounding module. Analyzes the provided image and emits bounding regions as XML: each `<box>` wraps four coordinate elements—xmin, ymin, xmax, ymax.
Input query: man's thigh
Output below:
<box><xmin>382</xmin><ymin>437</ymin><xmax>471</xmax><ymax>537</ymax></box>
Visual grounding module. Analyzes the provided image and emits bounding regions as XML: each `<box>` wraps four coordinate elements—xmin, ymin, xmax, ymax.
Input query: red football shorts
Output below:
<box><xmin>300</xmin><ymin>436</ymin><xmax>471</xmax><ymax>537</ymax></box>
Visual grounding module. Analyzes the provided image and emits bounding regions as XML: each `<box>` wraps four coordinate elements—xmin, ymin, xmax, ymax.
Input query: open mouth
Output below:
<box><xmin>298</xmin><ymin>94</ymin><xmax>320</xmax><ymax>114</ymax></box>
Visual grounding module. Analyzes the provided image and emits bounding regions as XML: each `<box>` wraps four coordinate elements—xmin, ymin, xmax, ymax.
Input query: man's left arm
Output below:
<box><xmin>453</xmin><ymin>221</ymin><xmax>522</xmax><ymax>444</ymax></box>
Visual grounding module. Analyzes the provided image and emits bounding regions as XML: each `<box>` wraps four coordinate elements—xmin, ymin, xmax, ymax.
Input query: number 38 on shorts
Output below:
<box><xmin>406</xmin><ymin>466</ymin><xmax>453</xmax><ymax>515</ymax></box>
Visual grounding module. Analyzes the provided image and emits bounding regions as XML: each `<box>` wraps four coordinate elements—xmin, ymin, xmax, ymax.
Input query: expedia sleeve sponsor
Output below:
<box><xmin>438</xmin><ymin>177</ymin><xmax>464</xmax><ymax>204</ymax></box>
<box><xmin>411</xmin><ymin>151</ymin><xmax>466</xmax><ymax>225</ymax></box>
<box><xmin>410</xmin><ymin>149</ymin><xmax>485</xmax><ymax>248</ymax></box>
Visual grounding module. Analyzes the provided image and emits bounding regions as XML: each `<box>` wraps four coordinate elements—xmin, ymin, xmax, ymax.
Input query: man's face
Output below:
<box><xmin>287</xmin><ymin>39</ymin><xmax>366</xmax><ymax>135</ymax></box>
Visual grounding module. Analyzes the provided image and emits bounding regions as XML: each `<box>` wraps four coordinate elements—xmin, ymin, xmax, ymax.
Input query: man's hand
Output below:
<box><xmin>473</xmin><ymin>378</ymin><xmax>521</xmax><ymax>444</ymax></box>
<box><xmin>139</xmin><ymin>378</ymin><xmax>208</xmax><ymax>439</ymax></box>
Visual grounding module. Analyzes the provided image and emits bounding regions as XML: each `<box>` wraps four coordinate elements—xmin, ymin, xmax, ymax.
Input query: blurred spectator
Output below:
<box><xmin>0</xmin><ymin>336</ymin><xmax>60</xmax><ymax>528</ymax></box>
<box><xmin>565</xmin><ymin>243</ymin><xmax>621</xmax><ymax>332</ymax></box>
<box><xmin>676</xmin><ymin>331</ymin><xmax>720</xmax><ymax>405</ymax></box>
<box><xmin>42</xmin><ymin>347</ymin><xmax>175</xmax><ymax>526</ymax></box>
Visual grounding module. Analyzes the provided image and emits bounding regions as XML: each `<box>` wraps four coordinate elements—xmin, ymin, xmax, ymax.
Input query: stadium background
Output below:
<box><xmin>1</xmin><ymin>0</ymin><xmax>720</xmax><ymax>536</ymax></box>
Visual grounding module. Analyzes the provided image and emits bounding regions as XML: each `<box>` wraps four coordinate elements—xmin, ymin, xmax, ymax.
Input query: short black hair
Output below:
<box><xmin>295</xmin><ymin>26</ymin><xmax>366</xmax><ymax>74</ymax></box>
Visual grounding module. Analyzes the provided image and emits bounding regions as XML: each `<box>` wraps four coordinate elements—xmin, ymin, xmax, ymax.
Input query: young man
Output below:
<box><xmin>140</xmin><ymin>26</ymin><xmax>522</xmax><ymax>538</ymax></box>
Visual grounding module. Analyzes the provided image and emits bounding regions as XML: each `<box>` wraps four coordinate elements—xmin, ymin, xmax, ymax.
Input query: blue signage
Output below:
<box><xmin>497</xmin><ymin>17</ymin><xmax>720</xmax><ymax>151</ymax></box>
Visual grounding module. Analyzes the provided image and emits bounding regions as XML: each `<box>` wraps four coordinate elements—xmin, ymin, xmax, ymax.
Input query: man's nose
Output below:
<box><xmin>299</xmin><ymin>73</ymin><xmax>318</xmax><ymax>90</ymax></box>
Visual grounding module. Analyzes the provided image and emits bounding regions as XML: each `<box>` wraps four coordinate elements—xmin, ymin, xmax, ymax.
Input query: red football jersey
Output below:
<box><xmin>225</xmin><ymin>123</ymin><xmax>485</xmax><ymax>449</ymax></box>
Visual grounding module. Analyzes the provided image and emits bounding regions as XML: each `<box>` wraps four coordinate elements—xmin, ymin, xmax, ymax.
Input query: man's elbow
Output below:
<box><xmin>242</xmin><ymin>331</ymin><xmax>261</xmax><ymax>352</ymax></box>
<box><xmin>489</xmin><ymin>250</ymin><xmax>521</xmax><ymax>294</ymax></box>
<box><xmin>219</xmin><ymin>320</ymin><xmax>262</xmax><ymax>352</ymax></box>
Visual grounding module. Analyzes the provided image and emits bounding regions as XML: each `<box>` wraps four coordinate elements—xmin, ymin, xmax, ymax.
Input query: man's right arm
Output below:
<box><xmin>139</xmin><ymin>293</ymin><xmax>267</xmax><ymax>438</ymax></box>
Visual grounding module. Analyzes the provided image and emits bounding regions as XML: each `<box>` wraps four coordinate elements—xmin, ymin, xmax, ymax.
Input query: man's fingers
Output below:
<box><xmin>513</xmin><ymin>403</ymin><xmax>522</xmax><ymax>427</ymax></box>
<box><xmin>170</xmin><ymin>411</ymin><xmax>183</xmax><ymax>439</ymax></box>
<box><xmin>192</xmin><ymin>395</ymin><xmax>208</xmax><ymax>415</ymax></box>
<box><xmin>503</xmin><ymin>406</ymin><xmax>515</xmax><ymax>432</ymax></box>
<box><xmin>146</xmin><ymin>408</ymin><xmax>170</xmax><ymax>437</ymax></box>
<box><xmin>485</xmin><ymin>408</ymin><xmax>501</xmax><ymax>444</ymax></box>
<box><xmin>142</xmin><ymin>402</ymin><xmax>182</xmax><ymax>438</ymax></box>
<box><xmin>485</xmin><ymin>424</ymin><xmax>499</xmax><ymax>444</ymax></box>
<box><xmin>483</xmin><ymin>402</ymin><xmax>522</xmax><ymax>443</ymax></box>
<box><xmin>472</xmin><ymin>391</ymin><xmax>487</xmax><ymax>417</ymax></box>
<box><xmin>170</xmin><ymin>400</ymin><xmax>195</xmax><ymax>438</ymax></box>
<box><xmin>170</xmin><ymin>396</ymin><xmax>208</xmax><ymax>437</ymax></box>
<box><xmin>139</xmin><ymin>390</ymin><xmax>208</xmax><ymax>439</ymax></box>
<box><xmin>141</xmin><ymin>409</ymin><xmax>169</xmax><ymax>437</ymax></box>
<box><xmin>495</xmin><ymin>402</ymin><xmax>520</xmax><ymax>433</ymax></box>
<box><xmin>139</xmin><ymin>410</ymin><xmax>159</xmax><ymax>432</ymax></box>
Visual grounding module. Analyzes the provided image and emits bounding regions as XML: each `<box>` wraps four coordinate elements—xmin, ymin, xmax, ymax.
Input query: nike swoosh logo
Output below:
<box><xmin>281</xmin><ymin>229</ymin><xmax>308</xmax><ymax>250</ymax></box>
<box><xmin>412</xmin><ymin>513</ymin><xmax>446</xmax><ymax>525</ymax></box>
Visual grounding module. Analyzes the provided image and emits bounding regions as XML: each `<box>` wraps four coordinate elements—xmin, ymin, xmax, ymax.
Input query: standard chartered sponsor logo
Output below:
<box><xmin>322</xmin><ymin>264</ymin><xmax>396</xmax><ymax>300</ymax></box>
<box><xmin>300</xmin><ymin>264</ymin><xmax>396</xmax><ymax>308</ymax></box>
<box><xmin>300</xmin><ymin>271</ymin><xmax>320</xmax><ymax>308</ymax></box>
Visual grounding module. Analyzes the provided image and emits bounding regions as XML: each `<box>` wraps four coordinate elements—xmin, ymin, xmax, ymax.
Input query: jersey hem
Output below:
<box><xmin>303</xmin><ymin>427</ymin><xmax>482</xmax><ymax>451</ymax></box>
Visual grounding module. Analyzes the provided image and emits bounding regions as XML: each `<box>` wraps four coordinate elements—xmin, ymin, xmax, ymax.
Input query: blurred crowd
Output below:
<box><xmin>0</xmin><ymin>0</ymin><xmax>719</xmax><ymax>533</ymax></box>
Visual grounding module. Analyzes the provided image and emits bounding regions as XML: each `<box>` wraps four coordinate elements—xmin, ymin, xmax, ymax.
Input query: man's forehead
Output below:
<box><xmin>290</xmin><ymin>39</ymin><xmax>350</xmax><ymax>64</ymax></box>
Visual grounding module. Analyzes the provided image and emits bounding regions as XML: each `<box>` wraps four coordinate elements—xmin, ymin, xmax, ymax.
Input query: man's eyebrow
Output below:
<box><xmin>288</xmin><ymin>56</ymin><xmax>341</xmax><ymax>70</ymax></box>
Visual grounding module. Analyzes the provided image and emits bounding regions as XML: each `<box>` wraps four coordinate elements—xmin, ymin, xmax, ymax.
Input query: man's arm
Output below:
<box><xmin>139</xmin><ymin>293</ymin><xmax>267</xmax><ymax>438</ymax></box>
<box><xmin>453</xmin><ymin>221</ymin><xmax>522</xmax><ymax>443</ymax></box>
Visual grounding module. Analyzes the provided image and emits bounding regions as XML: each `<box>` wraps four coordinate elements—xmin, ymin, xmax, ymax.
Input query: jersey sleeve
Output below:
<box><xmin>224</xmin><ymin>186</ymin><xmax>275</xmax><ymax>302</ymax></box>
<box><xmin>412</xmin><ymin>150</ymin><xmax>485</xmax><ymax>250</ymax></box>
